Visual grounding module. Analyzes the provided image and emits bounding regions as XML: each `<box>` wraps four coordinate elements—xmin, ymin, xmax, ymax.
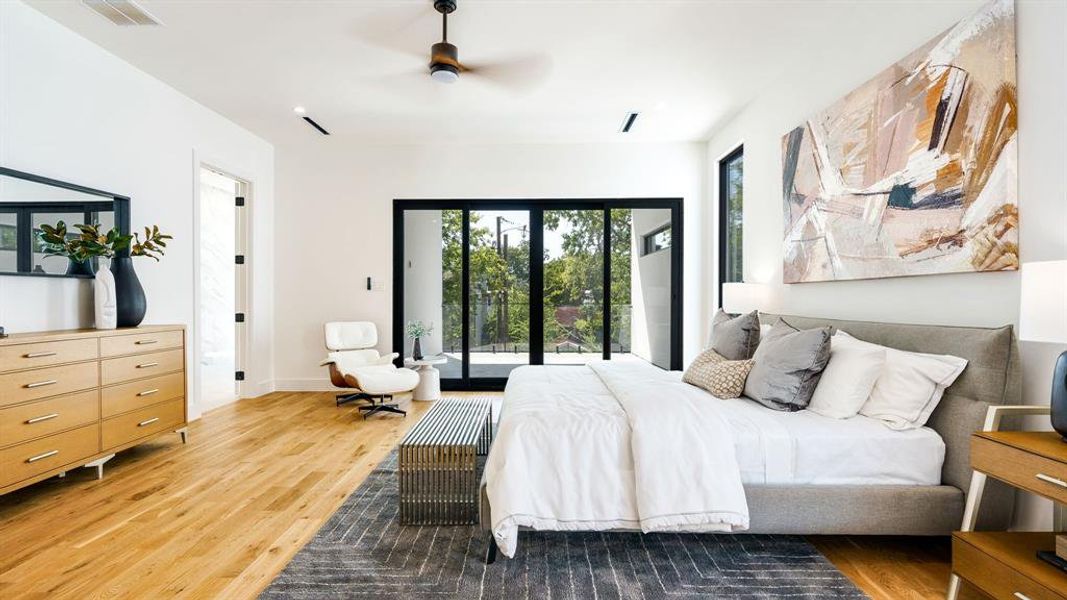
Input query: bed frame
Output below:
<box><xmin>478</xmin><ymin>314</ymin><xmax>1022</xmax><ymax>555</ymax></box>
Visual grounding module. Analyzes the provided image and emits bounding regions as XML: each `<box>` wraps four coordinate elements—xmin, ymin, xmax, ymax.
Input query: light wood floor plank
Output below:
<box><xmin>0</xmin><ymin>391</ymin><xmax>957</xmax><ymax>598</ymax></box>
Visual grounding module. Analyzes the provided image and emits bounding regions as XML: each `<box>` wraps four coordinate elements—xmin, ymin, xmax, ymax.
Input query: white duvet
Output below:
<box><xmin>485</xmin><ymin>360</ymin><xmax>750</xmax><ymax>558</ymax></box>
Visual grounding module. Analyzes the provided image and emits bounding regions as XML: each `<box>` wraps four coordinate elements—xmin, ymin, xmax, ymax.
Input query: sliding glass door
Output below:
<box><xmin>543</xmin><ymin>209</ymin><xmax>604</xmax><ymax>365</ymax></box>
<box><xmin>469</xmin><ymin>209</ymin><xmax>531</xmax><ymax>378</ymax></box>
<box><xmin>394</xmin><ymin>199</ymin><xmax>682</xmax><ymax>390</ymax></box>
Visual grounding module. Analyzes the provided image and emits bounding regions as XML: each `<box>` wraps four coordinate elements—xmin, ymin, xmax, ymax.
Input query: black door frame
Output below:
<box><xmin>393</xmin><ymin>198</ymin><xmax>683</xmax><ymax>391</ymax></box>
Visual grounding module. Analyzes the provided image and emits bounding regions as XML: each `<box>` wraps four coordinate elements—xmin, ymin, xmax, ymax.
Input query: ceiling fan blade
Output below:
<box><xmin>351</xmin><ymin>4</ymin><xmax>435</xmax><ymax>62</ymax></box>
<box><xmin>461</xmin><ymin>54</ymin><xmax>553</xmax><ymax>92</ymax></box>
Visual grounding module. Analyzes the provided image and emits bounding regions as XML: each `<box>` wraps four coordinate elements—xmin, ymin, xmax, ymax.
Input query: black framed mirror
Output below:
<box><xmin>0</xmin><ymin>167</ymin><xmax>130</xmax><ymax>278</ymax></box>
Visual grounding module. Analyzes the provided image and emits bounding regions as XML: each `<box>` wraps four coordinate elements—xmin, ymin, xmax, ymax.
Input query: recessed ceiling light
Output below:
<box><xmin>293</xmin><ymin>106</ymin><xmax>306</xmax><ymax>115</ymax></box>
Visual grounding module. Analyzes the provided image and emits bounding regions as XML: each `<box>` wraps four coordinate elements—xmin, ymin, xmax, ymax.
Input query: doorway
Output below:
<box><xmin>393</xmin><ymin>199</ymin><xmax>683</xmax><ymax>390</ymax></box>
<box><xmin>197</xmin><ymin>166</ymin><xmax>249</xmax><ymax>411</ymax></box>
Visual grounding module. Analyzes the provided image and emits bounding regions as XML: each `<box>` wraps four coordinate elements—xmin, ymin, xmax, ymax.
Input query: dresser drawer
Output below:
<box><xmin>0</xmin><ymin>390</ymin><xmax>99</xmax><ymax>447</ymax></box>
<box><xmin>0</xmin><ymin>362</ymin><xmax>99</xmax><ymax>409</ymax></box>
<box><xmin>0</xmin><ymin>423</ymin><xmax>99</xmax><ymax>489</ymax></box>
<box><xmin>953</xmin><ymin>533</ymin><xmax>1066</xmax><ymax>600</ymax></box>
<box><xmin>0</xmin><ymin>338</ymin><xmax>98</xmax><ymax>373</ymax></box>
<box><xmin>973</xmin><ymin>435</ymin><xmax>1067</xmax><ymax>504</ymax></box>
<box><xmin>100</xmin><ymin>330</ymin><xmax>183</xmax><ymax>358</ymax></box>
<box><xmin>102</xmin><ymin>372</ymin><xmax>184</xmax><ymax>418</ymax></box>
<box><xmin>102</xmin><ymin>397</ymin><xmax>184</xmax><ymax>450</ymax></box>
<box><xmin>101</xmin><ymin>349</ymin><xmax>183</xmax><ymax>385</ymax></box>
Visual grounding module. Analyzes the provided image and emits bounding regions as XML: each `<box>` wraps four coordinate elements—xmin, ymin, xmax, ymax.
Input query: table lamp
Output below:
<box><xmin>1019</xmin><ymin>260</ymin><xmax>1067</xmax><ymax>441</ymax></box>
<box><xmin>722</xmin><ymin>282</ymin><xmax>769</xmax><ymax>315</ymax></box>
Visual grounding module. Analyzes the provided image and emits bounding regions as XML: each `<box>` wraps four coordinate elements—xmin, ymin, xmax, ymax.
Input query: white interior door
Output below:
<box><xmin>198</xmin><ymin>167</ymin><xmax>238</xmax><ymax>411</ymax></box>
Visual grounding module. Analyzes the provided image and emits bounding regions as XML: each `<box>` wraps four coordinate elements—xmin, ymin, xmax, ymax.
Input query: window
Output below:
<box><xmin>641</xmin><ymin>224</ymin><xmax>671</xmax><ymax>256</ymax></box>
<box><xmin>718</xmin><ymin>146</ymin><xmax>743</xmax><ymax>306</ymax></box>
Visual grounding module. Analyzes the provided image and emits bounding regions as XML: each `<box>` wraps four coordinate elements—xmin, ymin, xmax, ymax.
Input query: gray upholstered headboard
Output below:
<box><xmin>760</xmin><ymin>313</ymin><xmax>1021</xmax><ymax>529</ymax></box>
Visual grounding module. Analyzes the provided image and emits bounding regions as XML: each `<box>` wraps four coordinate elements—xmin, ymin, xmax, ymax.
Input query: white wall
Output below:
<box><xmin>0</xmin><ymin>1</ymin><xmax>276</xmax><ymax>419</ymax></box>
<box><xmin>630</xmin><ymin>208</ymin><xmax>673</xmax><ymax>368</ymax></box>
<box><xmin>273</xmin><ymin>141</ymin><xmax>706</xmax><ymax>388</ymax></box>
<box><xmin>403</xmin><ymin>210</ymin><xmax>444</xmax><ymax>356</ymax></box>
<box><xmin>706</xmin><ymin>0</ymin><xmax>1066</xmax><ymax>529</ymax></box>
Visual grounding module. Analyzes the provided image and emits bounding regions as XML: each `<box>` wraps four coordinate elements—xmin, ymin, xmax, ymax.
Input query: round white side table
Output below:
<box><xmin>404</xmin><ymin>356</ymin><xmax>447</xmax><ymax>401</ymax></box>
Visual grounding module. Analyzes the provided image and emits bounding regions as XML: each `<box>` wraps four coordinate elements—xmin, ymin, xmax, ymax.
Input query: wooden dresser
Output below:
<box><xmin>0</xmin><ymin>325</ymin><xmax>187</xmax><ymax>495</ymax></box>
<box><xmin>953</xmin><ymin>431</ymin><xmax>1067</xmax><ymax>599</ymax></box>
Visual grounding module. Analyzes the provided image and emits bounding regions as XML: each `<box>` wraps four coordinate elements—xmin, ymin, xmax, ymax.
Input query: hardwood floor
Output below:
<box><xmin>0</xmin><ymin>391</ymin><xmax>968</xmax><ymax>599</ymax></box>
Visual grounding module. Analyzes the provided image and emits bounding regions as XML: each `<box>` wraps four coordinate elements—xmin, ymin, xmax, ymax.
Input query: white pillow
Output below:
<box><xmin>842</xmin><ymin>332</ymin><xmax>968</xmax><ymax>430</ymax></box>
<box><xmin>807</xmin><ymin>332</ymin><xmax>886</xmax><ymax>419</ymax></box>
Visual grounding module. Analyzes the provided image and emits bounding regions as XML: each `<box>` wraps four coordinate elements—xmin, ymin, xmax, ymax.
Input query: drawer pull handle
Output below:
<box><xmin>136</xmin><ymin>362</ymin><xmax>159</xmax><ymax>369</ymax></box>
<box><xmin>138</xmin><ymin>417</ymin><xmax>160</xmax><ymax>427</ymax></box>
<box><xmin>26</xmin><ymin>450</ymin><xmax>59</xmax><ymax>463</ymax></box>
<box><xmin>25</xmin><ymin>379</ymin><xmax>57</xmax><ymax>389</ymax></box>
<box><xmin>1013</xmin><ymin>593</ymin><xmax>1033</xmax><ymax>600</ymax></box>
<box><xmin>1036</xmin><ymin>473</ymin><xmax>1067</xmax><ymax>489</ymax></box>
<box><xmin>24</xmin><ymin>351</ymin><xmax>57</xmax><ymax>358</ymax></box>
<box><xmin>137</xmin><ymin>388</ymin><xmax>160</xmax><ymax>397</ymax></box>
<box><xmin>135</xmin><ymin>339</ymin><xmax>158</xmax><ymax>345</ymax></box>
<box><xmin>26</xmin><ymin>413</ymin><xmax>59</xmax><ymax>424</ymax></box>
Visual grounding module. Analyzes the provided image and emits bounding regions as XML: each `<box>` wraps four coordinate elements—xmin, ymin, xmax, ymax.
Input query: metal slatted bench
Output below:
<box><xmin>398</xmin><ymin>398</ymin><xmax>493</xmax><ymax>525</ymax></box>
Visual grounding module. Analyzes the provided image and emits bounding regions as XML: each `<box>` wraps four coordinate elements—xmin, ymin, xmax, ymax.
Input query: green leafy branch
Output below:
<box><xmin>36</xmin><ymin>221</ymin><xmax>172</xmax><ymax>263</ymax></box>
<box><xmin>36</xmin><ymin>222</ymin><xmax>131</xmax><ymax>262</ymax></box>
<box><xmin>130</xmin><ymin>225</ymin><xmax>172</xmax><ymax>261</ymax></box>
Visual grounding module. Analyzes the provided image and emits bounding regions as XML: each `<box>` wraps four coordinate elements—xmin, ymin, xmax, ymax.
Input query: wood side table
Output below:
<box><xmin>951</xmin><ymin>425</ymin><xmax>1067</xmax><ymax>600</ymax></box>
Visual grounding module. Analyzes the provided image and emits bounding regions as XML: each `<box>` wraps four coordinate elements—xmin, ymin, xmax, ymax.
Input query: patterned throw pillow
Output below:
<box><xmin>683</xmin><ymin>349</ymin><xmax>755</xmax><ymax>399</ymax></box>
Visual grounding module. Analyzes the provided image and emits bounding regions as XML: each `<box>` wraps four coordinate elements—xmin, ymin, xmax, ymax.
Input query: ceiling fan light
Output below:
<box><xmin>430</xmin><ymin>63</ymin><xmax>459</xmax><ymax>84</ymax></box>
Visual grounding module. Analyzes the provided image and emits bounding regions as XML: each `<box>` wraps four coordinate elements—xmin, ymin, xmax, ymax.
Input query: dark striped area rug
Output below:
<box><xmin>262</xmin><ymin>451</ymin><xmax>866</xmax><ymax>599</ymax></box>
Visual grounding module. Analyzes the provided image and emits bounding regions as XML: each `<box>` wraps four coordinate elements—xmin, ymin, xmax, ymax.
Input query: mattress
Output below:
<box><xmin>505</xmin><ymin>364</ymin><xmax>945</xmax><ymax>487</ymax></box>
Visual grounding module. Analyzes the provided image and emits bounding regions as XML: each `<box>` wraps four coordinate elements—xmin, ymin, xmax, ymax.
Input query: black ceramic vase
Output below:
<box><xmin>66</xmin><ymin>258</ymin><xmax>95</xmax><ymax>277</ymax></box>
<box><xmin>110</xmin><ymin>256</ymin><xmax>146</xmax><ymax>327</ymax></box>
<box><xmin>1052</xmin><ymin>351</ymin><xmax>1067</xmax><ymax>442</ymax></box>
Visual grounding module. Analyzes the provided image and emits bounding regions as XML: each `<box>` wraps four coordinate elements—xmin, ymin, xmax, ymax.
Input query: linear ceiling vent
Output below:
<box><xmin>82</xmin><ymin>0</ymin><xmax>163</xmax><ymax>26</ymax></box>
<box><xmin>620</xmin><ymin>112</ymin><xmax>639</xmax><ymax>133</ymax></box>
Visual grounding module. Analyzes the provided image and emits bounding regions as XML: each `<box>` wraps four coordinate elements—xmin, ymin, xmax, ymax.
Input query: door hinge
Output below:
<box><xmin>235</xmin><ymin>255</ymin><xmax>245</xmax><ymax>265</ymax></box>
<box><xmin>235</xmin><ymin>312</ymin><xmax>245</xmax><ymax>323</ymax></box>
<box><xmin>235</xmin><ymin>371</ymin><xmax>245</xmax><ymax>381</ymax></box>
<box><xmin>235</xmin><ymin>196</ymin><xmax>245</xmax><ymax>207</ymax></box>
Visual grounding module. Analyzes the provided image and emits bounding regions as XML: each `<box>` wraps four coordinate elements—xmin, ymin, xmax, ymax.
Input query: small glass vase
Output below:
<box><xmin>412</xmin><ymin>338</ymin><xmax>423</xmax><ymax>361</ymax></box>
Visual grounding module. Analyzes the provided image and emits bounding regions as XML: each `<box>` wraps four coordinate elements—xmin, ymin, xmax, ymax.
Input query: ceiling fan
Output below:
<box><xmin>355</xmin><ymin>0</ymin><xmax>551</xmax><ymax>90</ymax></box>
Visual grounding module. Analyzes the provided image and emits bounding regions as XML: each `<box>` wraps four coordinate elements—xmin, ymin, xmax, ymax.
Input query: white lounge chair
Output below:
<box><xmin>320</xmin><ymin>321</ymin><xmax>419</xmax><ymax>418</ymax></box>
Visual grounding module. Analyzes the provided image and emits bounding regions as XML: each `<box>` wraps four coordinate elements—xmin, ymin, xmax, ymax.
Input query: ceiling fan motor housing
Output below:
<box><xmin>430</xmin><ymin>41</ymin><xmax>460</xmax><ymax>82</ymax></box>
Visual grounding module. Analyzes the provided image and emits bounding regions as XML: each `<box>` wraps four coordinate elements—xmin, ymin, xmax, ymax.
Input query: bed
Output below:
<box><xmin>479</xmin><ymin>314</ymin><xmax>1022</xmax><ymax>559</ymax></box>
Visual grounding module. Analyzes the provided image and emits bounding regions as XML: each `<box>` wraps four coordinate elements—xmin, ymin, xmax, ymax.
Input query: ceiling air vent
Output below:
<box><xmin>82</xmin><ymin>0</ymin><xmax>163</xmax><ymax>26</ymax></box>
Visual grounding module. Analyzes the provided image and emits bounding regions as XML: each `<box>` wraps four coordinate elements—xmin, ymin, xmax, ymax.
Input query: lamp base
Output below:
<box><xmin>1053</xmin><ymin>350</ymin><xmax>1067</xmax><ymax>442</ymax></box>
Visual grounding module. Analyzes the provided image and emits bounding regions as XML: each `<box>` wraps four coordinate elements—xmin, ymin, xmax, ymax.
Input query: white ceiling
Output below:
<box><xmin>26</xmin><ymin>0</ymin><xmax>980</xmax><ymax>146</ymax></box>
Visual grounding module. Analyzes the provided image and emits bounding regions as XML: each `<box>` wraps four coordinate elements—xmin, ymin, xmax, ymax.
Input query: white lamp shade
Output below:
<box><xmin>722</xmin><ymin>282</ymin><xmax>769</xmax><ymax>315</ymax></box>
<box><xmin>1019</xmin><ymin>260</ymin><xmax>1067</xmax><ymax>343</ymax></box>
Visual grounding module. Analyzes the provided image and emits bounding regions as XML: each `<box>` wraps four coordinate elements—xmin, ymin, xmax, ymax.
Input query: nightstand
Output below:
<box><xmin>951</xmin><ymin>428</ymin><xmax>1067</xmax><ymax>600</ymax></box>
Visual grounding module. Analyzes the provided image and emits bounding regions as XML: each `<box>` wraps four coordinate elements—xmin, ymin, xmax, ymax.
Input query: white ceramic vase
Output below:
<box><xmin>94</xmin><ymin>264</ymin><xmax>117</xmax><ymax>330</ymax></box>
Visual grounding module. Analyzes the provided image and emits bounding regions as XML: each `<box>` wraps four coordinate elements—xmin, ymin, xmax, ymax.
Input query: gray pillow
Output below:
<box><xmin>708</xmin><ymin>309</ymin><xmax>761</xmax><ymax>360</ymax></box>
<box><xmin>743</xmin><ymin>319</ymin><xmax>832</xmax><ymax>411</ymax></box>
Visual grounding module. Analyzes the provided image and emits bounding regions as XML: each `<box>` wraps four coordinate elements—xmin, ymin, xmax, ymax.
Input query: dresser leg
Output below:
<box><xmin>177</xmin><ymin>427</ymin><xmax>188</xmax><ymax>444</ymax></box>
<box><xmin>84</xmin><ymin>454</ymin><xmax>115</xmax><ymax>480</ymax></box>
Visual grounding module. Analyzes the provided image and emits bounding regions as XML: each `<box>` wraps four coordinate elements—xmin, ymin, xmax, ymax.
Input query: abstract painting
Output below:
<box><xmin>782</xmin><ymin>0</ymin><xmax>1017</xmax><ymax>283</ymax></box>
